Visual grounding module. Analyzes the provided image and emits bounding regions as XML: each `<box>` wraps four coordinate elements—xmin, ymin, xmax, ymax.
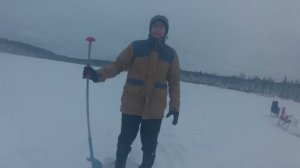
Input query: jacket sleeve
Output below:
<box><xmin>167</xmin><ymin>53</ymin><xmax>180</xmax><ymax>112</ymax></box>
<box><xmin>95</xmin><ymin>43</ymin><xmax>133</xmax><ymax>82</ymax></box>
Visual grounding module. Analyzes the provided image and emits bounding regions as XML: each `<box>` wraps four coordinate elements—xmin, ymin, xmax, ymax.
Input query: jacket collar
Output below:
<box><xmin>147</xmin><ymin>35</ymin><xmax>166</xmax><ymax>50</ymax></box>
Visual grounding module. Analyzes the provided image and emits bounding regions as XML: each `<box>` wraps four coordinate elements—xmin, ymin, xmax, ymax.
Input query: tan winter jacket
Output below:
<box><xmin>96</xmin><ymin>39</ymin><xmax>180</xmax><ymax>119</ymax></box>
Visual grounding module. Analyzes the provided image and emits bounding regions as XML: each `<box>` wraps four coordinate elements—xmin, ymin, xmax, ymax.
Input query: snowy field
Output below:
<box><xmin>1</xmin><ymin>53</ymin><xmax>300</xmax><ymax>168</ymax></box>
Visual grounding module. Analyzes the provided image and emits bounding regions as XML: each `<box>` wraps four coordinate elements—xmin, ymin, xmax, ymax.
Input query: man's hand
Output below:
<box><xmin>166</xmin><ymin>110</ymin><xmax>179</xmax><ymax>125</ymax></box>
<box><xmin>83</xmin><ymin>66</ymin><xmax>98</xmax><ymax>82</ymax></box>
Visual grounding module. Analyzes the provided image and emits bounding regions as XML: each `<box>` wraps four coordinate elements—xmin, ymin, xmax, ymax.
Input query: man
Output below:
<box><xmin>83</xmin><ymin>15</ymin><xmax>180</xmax><ymax>168</ymax></box>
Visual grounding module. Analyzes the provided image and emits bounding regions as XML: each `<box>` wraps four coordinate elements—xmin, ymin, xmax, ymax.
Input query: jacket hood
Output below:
<box><xmin>149</xmin><ymin>15</ymin><xmax>169</xmax><ymax>35</ymax></box>
<box><xmin>148</xmin><ymin>15</ymin><xmax>169</xmax><ymax>48</ymax></box>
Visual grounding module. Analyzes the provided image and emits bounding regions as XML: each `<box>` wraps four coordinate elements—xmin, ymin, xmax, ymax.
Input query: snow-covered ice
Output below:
<box><xmin>1</xmin><ymin>53</ymin><xmax>300</xmax><ymax>168</ymax></box>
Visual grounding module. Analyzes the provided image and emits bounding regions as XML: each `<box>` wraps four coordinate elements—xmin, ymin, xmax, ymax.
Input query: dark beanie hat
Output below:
<box><xmin>149</xmin><ymin>15</ymin><xmax>169</xmax><ymax>35</ymax></box>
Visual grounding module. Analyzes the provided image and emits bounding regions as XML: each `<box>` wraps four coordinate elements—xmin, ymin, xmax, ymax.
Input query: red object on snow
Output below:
<box><xmin>86</xmin><ymin>36</ymin><xmax>96</xmax><ymax>42</ymax></box>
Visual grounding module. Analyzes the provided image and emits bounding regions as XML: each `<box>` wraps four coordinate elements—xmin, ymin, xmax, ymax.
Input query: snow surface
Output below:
<box><xmin>1</xmin><ymin>53</ymin><xmax>300</xmax><ymax>168</ymax></box>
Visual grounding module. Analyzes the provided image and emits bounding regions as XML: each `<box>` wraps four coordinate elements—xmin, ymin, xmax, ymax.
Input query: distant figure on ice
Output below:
<box><xmin>278</xmin><ymin>107</ymin><xmax>292</xmax><ymax>130</ymax></box>
<box><xmin>271</xmin><ymin>101</ymin><xmax>280</xmax><ymax>117</ymax></box>
<box><xmin>83</xmin><ymin>15</ymin><xmax>180</xmax><ymax>168</ymax></box>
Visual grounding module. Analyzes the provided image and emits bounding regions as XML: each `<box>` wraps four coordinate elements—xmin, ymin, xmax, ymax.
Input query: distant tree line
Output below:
<box><xmin>180</xmin><ymin>70</ymin><xmax>300</xmax><ymax>103</ymax></box>
<box><xmin>1</xmin><ymin>36</ymin><xmax>299</xmax><ymax>102</ymax></box>
<box><xmin>0</xmin><ymin>37</ymin><xmax>111</xmax><ymax>66</ymax></box>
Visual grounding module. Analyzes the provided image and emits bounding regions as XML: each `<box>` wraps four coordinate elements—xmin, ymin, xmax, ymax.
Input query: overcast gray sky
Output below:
<box><xmin>1</xmin><ymin>0</ymin><xmax>300</xmax><ymax>81</ymax></box>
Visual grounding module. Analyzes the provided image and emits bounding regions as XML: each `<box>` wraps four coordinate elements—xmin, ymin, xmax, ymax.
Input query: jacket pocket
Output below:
<box><xmin>121</xmin><ymin>84</ymin><xmax>143</xmax><ymax>113</ymax></box>
<box><xmin>150</xmin><ymin>87</ymin><xmax>168</xmax><ymax>116</ymax></box>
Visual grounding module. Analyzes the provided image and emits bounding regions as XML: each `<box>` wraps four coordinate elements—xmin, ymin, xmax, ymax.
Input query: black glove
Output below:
<box><xmin>166</xmin><ymin>110</ymin><xmax>179</xmax><ymax>125</ymax></box>
<box><xmin>83</xmin><ymin>66</ymin><xmax>98</xmax><ymax>82</ymax></box>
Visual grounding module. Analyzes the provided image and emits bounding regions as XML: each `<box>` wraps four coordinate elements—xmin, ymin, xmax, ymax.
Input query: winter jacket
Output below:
<box><xmin>96</xmin><ymin>39</ymin><xmax>180</xmax><ymax>119</ymax></box>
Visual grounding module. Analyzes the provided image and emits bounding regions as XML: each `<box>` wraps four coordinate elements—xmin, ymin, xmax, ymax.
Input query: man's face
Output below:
<box><xmin>150</xmin><ymin>21</ymin><xmax>166</xmax><ymax>40</ymax></box>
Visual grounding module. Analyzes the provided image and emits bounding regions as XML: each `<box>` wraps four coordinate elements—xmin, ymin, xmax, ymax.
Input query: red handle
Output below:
<box><xmin>86</xmin><ymin>36</ymin><xmax>96</xmax><ymax>42</ymax></box>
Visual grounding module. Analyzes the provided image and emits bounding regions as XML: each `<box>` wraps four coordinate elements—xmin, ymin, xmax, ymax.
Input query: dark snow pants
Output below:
<box><xmin>116</xmin><ymin>113</ymin><xmax>162</xmax><ymax>168</ymax></box>
<box><xmin>118</xmin><ymin>113</ymin><xmax>162</xmax><ymax>153</ymax></box>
